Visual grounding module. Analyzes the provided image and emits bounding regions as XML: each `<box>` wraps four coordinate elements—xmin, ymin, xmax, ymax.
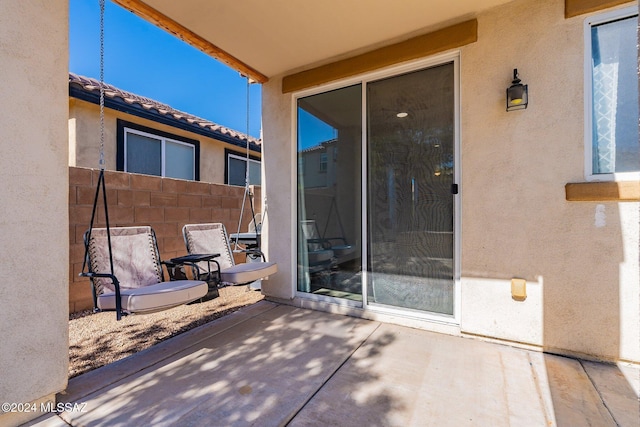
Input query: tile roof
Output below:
<box><xmin>69</xmin><ymin>72</ymin><xmax>261</xmax><ymax>147</ymax></box>
<box><xmin>300</xmin><ymin>138</ymin><xmax>337</xmax><ymax>153</ymax></box>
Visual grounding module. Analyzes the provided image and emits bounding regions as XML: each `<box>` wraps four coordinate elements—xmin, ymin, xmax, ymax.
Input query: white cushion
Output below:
<box><xmin>307</xmin><ymin>249</ymin><xmax>334</xmax><ymax>264</ymax></box>
<box><xmin>220</xmin><ymin>262</ymin><xmax>278</xmax><ymax>285</ymax></box>
<box><xmin>97</xmin><ymin>280</ymin><xmax>208</xmax><ymax>314</ymax></box>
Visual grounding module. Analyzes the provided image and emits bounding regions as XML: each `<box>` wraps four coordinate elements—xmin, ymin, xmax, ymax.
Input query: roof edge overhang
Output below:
<box><xmin>111</xmin><ymin>0</ymin><xmax>269</xmax><ymax>84</ymax></box>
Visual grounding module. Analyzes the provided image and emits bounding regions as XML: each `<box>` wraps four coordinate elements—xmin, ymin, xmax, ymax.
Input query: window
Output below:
<box><xmin>226</xmin><ymin>151</ymin><xmax>261</xmax><ymax>186</ymax></box>
<box><xmin>585</xmin><ymin>6</ymin><xmax>639</xmax><ymax>180</ymax></box>
<box><xmin>319</xmin><ymin>153</ymin><xmax>328</xmax><ymax>172</ymax></box>
<box><xmin>117</xmin><ymin>120</ymin><xmax>199</xmax><ymax>180</ymax></box>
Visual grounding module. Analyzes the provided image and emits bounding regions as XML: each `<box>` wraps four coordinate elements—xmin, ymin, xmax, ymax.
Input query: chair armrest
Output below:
<box><xmin>79</xmin><ymin>272</ymin><xmax>124</xmax><ymax>321</ymax></box>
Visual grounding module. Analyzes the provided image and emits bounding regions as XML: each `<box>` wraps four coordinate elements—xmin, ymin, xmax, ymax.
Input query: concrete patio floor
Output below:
<box><xmin>26</xmin><ymin>301</ymin><xmax>639</xmax><ymax>426</ymax></box>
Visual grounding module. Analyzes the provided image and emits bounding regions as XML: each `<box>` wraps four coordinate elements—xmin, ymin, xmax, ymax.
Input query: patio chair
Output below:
<box><xmin>301</xmin><ymin>219</ymin><xmax>355</xmax><ymax>265</ymax></box>
<box><xmin>183</xmin><ymin>223</ymin><xmax>278</xmax><ymax>286</ymax></box>
<box><xmin>82</xmin><ymin>226</ymin><xmax>209</xmax><ymax>320</ymax></box>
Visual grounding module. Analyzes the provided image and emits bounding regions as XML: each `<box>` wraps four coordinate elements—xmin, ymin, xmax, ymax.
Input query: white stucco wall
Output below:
<box><xmin>0</xmin><ymin>1</ymin><xmax>69</xmax><ymax>425</ymax></box>
<box><xmin>69</xmin><ymin>98</ymin><xmax>260</xmax><ymax>184</ymax></box>
<box><xmin>262</xmin><ymin>0</ymin><xmax>639</xmax><ymax>362</ymax></box>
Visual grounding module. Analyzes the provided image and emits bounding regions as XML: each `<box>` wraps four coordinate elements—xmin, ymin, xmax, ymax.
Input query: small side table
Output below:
<box><xmin>165</xmin><ymin>253</ymin><xmax>221</xmax><ymax>301</ymax></box>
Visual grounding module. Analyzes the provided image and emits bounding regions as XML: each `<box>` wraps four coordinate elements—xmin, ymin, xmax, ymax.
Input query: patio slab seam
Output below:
<box><xmin>527</xmin><ymin>352</ymin><xmax>555</xmax><ymax>426</ymax></box>
<box><xmin>579</xmin><ymin>360</ymin><xmax>614</xmax><ymax>425</ymax></box>
<box><xmin>282</xmin><ymin>322</ymin><xmax>383</xmax><ymax>425</ymax></box>
<box><xmin>59</xmin><ymin>300</ymin><xmax>280</xmax><ymax>404</ymax></box>
<box><xmin>580</xmin><ymin>359</ymin><xmax>640</xmax><ymax>427</ymax></box>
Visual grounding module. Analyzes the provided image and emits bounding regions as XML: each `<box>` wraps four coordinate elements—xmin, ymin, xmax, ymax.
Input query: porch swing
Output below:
<box><xmin>80</xmin><ymin>0</ymin><xmax>208</xmax><ymax>320</ymax></box>
<box><xmin>182</xmin><ymin>79</ymin><xmax>278</xmax><ymax>288</ymax></box>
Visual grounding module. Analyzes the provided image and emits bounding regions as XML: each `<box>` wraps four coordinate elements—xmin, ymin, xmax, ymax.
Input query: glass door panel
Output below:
<box><xmin>366</xmin><ymin>63</ymin><xmax>455</xmax><ymax>315</ymax></box>
<box><xmin>297</xmin><ymin>85</ymin><xmax>362</xmax><ymax>301</ymax></box>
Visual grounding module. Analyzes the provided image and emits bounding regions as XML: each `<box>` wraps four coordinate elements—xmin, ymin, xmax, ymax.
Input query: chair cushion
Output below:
<box><xmin>88</xmin><ymin>226</ymin><xmax>163</xmax><ymax>294</ymax></box>
<box><xmin>220</xmin><ymin>262</ymin><xmax>278</xmax><ymax>285</ymax></box>
<box><xmin>307</xmin><ymin>249</ymin><xmax>334</xmax><ymax>264</ymax></box>
<box><xmin>97</xmin><ymin>280</ymin><xmax>208</xmax><ymax>314</ymax></box>
<box><xmin>331</xmin><ymin>245</ymin><xmax>354</xmax><ymax>258</ymax></box>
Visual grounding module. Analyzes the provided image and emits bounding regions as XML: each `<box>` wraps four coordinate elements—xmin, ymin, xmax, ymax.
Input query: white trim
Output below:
<box><xmin>227</xmin><ymin>153</ymin><xmax>261</xmax><ymax>186</ymax></box>
<box><xmin>583</xmin><ymin>5</ymin><xmax>639</xmax><ymax>182</ymax></box>
<box><xmin>293</xmin><ymin>52</ymin><xmax>462</xmax><ymax>326</ymax></box>
<box><xmin>123</xmin><ymin>127</ymin><xmax>196</xmax><ymax>180</ymax></box>
<box><xmin>360</xmin><ymin>78</ymin><xmax>369</xmax><ymax>308</ymax></box>
<box><xmin>290</xmin><ymin>94</ymin><xmax>299</xmax><ymax>300</ymax></box>
<box><xmin>453</xmin><ymin>56</ymin><xmax>462</xmax><ymax>325</ymax></box>
<box><xmin>366</xmin><ymin>301</ymin><xmax>456</xmax><ymax>324</ymax></box>
<box><xmin>294</xmin><ymin>289</ymin><xmax>363</xmax><ymax>308</ymax></box>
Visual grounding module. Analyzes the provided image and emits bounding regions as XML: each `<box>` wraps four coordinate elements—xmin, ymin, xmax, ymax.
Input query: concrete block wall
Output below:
<box><xmin>69</xmin><ymin>166</ymin><xmax>261</xmax><ymax>313</ymax></box>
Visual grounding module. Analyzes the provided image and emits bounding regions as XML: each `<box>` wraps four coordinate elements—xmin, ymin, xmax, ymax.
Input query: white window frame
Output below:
<box><xmin>124</xmin><ymin>127</ymin><xmax>196</xmax><ymax>180</ymax></box>
<box><xmin>584</xmin><ymin>5</ymin><xmax>639</xmax><ymax>182</ymax></box>
<box><xmin>227</xmin><ymin>153</ymin><xmax>261</xmax><ymax>186</ymax></box>
<box><xmin>319</xmin><ymin>153</ymin><xmax>328</xmax><ymax>172</ymax></box>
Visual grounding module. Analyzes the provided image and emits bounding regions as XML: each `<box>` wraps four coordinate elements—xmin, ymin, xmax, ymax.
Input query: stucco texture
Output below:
<box><xmin>0</xmin><ymin>0</ymin><xmax>70</xmax><ymax>422</ymax></box>
<box><xmin>261</xmin><ymin>76</ymin><xmax>296</xmax><ymax>300</ymax></box>
<box><xmin>262</xmin><ymin>0</ymin><xmax>639</xmax><ymax>362</ymax></box>
<box><xmin>460</xmin><ymin>0</ymin><xmax>638</xmax><ymax>362</ymax></box>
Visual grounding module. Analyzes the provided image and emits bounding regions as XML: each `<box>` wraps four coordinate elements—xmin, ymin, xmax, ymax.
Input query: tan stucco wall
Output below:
<box><xmin>0</xmin><ymin>0</ymin><xmax>69</xmax><ymax>425</ymax></box>
<box><xmin>261</xmin><ymin>76</ymin><xmax>296</xmax><ymax>299</ymax></box>
<box><xmin>69</xmin><ymin>98</ymin><xmax>260</xmax><ymax>185</ymax></box>
<box><xmin>262</xmin><ymin>0</ymin><xmax>639</xmax><ymax>362</ymax></box>
<box><xmin>460</xmin><ymin>0</ymin><xmax>638</xmax><ymax>362</ymax></box>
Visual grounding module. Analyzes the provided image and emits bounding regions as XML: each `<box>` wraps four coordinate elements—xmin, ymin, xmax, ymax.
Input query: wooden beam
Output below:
<box><xmin>282</xmin><ymin>19</ymin><xmax>477</xmax><ymax>94</ymax></box>
<box><xmin>565</xmin><ymin>181</ymin><xmax>640</xmax><ymax>201</ymax></box>
<box><xmin>565</xmin><ymin>0</ymin><xmax>632</xmax><ymax>18</ymax></box>
<box><xmin>111</xmin><ymin>0</ymin><xmax>268</xmax><ymax>83</ymax></box>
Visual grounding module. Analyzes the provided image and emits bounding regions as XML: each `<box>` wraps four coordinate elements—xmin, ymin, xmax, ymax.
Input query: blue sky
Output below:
<box><xmin>69</xmin><ymin>0</ymin><xmax>262</xmax><ymax>138</ymax></box>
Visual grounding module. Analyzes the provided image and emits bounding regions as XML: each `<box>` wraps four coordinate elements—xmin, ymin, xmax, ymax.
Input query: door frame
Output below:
<box><xmin>293</xmin><ymin>51</ymin><xmax>462</xmax><ymax>325</ymax></box>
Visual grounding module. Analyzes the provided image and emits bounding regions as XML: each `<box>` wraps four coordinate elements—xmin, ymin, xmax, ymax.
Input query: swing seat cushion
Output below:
<box><xmin>307</xmin><ymin>249</ymin><xmax>334</xmax><ymax>265</ymax></box>
<box><xmin>220</xmin><ymin>262</ymin><xmax>278</xmax><ymax>285</ymax></box>
<box><xmin>97</xmin><ymin>280</ymin><xmax>208</xmax><ymax>314</ymax></box>
<box><xmin>330</xmin><ymin>245</ymin><xmax>353</xmax><ymax>257</ymax></box>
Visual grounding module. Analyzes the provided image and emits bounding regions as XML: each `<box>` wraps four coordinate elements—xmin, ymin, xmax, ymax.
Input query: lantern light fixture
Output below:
<box><xmin>506</xmin><ymin>69</ymin><xmax>528</xmax><ymax>111</ymax></box>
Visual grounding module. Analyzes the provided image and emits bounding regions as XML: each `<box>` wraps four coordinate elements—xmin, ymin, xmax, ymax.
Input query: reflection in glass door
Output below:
<box><xmin>367</xmin><ymin>63</ymin><xmax>455</xmax><ymax>315</ymax></box>
<box><xmin>297</xmin><ymin>85</ymin><xmax>362</xmax><ymax>301</ymax></box>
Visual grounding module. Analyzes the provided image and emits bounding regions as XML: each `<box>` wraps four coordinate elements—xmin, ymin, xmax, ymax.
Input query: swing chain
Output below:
<box><xmin>98</xmin><ymin>0</ymin><xmax>106</xmax><ymax>170</ymax></box>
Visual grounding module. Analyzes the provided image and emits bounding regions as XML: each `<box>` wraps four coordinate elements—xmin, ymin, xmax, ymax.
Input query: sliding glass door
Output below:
<box><xmin>367</xmin><ymin>63</ymin><xmax>455</xmax><ymax>315</ymax></box>
<box><xmin>296</xmin><ymin>59</ymin><xmax>457</xmax><ymax>317</ymax></box>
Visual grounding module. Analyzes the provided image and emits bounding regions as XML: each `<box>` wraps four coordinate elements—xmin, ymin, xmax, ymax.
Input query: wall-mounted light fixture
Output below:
<box><xmin>506</xmin><ymin>69</ymin><xmax>528</xmax><ymax>111</ymax></box>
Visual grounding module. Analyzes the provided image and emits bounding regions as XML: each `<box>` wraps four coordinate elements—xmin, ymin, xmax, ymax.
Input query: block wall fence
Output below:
<box><xmin>69</xmin><ymin>166</ymin><xmax>261</xmax><ymax>313</ymax></box>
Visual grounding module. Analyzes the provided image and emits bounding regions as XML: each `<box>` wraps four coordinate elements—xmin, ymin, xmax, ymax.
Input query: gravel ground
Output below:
<box><xmin>68</xmin><ymin>286</ymin><xmax>264</xmax><ymax>378</ymax></box>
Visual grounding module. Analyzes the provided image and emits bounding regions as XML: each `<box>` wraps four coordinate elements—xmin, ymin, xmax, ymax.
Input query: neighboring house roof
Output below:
<box><xmin>69</xmin><ymin>72</ymin><xmax>261</xmax><ymax>152</ymax></box>
<box><xmin>300</xmin><ymin>139</ymin><xmax>337</xmax><ymax>153</ymax></box>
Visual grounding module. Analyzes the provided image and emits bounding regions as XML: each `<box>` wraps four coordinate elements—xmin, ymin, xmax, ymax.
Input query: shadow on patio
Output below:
<box><xmin>28</xmin><ymin>301</ymin><xmax>639</xmax><ymax>427</ymax></box>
